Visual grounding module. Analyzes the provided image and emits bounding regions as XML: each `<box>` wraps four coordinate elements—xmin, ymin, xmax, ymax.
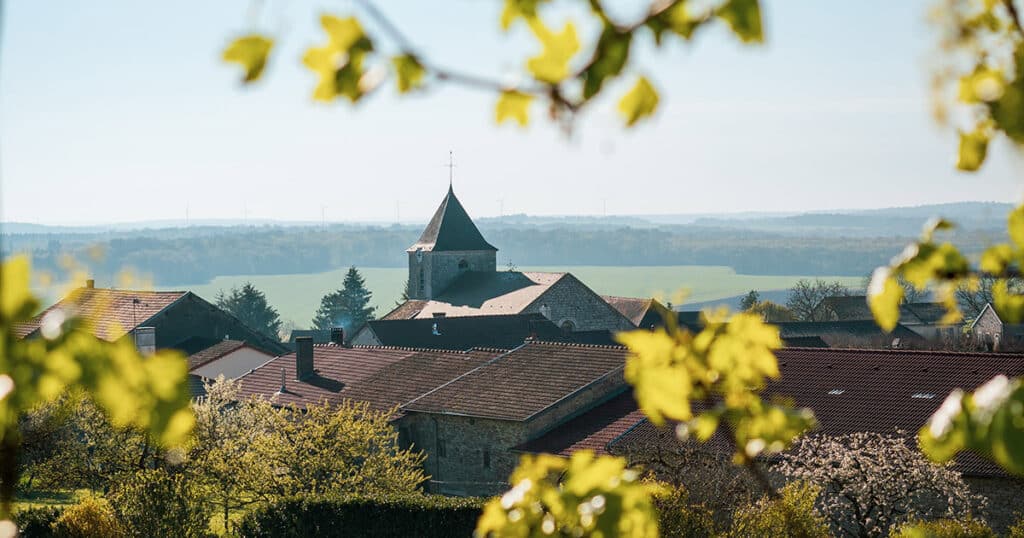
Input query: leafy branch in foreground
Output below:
<box><xmin>222</xmin><ymin>0</ymin><xmax>764</xmax><ymax>130</ymax></box>
<box><xmin>0</xmin><ymin>256</ymin><xmax>193</xmax><ymax>521</ymax></box>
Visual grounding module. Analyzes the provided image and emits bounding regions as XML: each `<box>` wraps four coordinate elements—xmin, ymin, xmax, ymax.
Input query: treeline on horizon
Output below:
<box><xmin>1</xmin><ymin>223</ymin><xmax>1002</xmax><ymax>286</ymax></box>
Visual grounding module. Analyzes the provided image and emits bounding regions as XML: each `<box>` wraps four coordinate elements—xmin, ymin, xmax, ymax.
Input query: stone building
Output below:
<box><xmin>971</xmin><ymin>302</ymin><xmax>1024</xmax><ymax>350</ymax></box>
<box><xmin>386</xmin><ymin>187</ymin><xmax>635</xmax><ymax>334</ymax></box>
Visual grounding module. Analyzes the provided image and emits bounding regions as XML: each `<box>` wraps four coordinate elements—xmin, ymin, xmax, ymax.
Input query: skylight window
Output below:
<box><xmin>911</xmin><ymin>393</ymin><xmax>936</xmax><ymax>399</ymax></box>
<box><xmin>828</xmin><ymin>389</ymin><xmax>845</xmax><ymax>396</ymax></box>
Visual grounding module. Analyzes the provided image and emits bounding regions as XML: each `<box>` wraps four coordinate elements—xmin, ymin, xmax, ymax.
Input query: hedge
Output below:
<box><xmin>236</xmin><ymin>495</ymin><xmax>485</xmax><ymax>538</ymax></box>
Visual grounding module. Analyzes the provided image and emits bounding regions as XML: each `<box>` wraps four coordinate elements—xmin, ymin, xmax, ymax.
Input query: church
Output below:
<box><xmin>354</xmin><ymin>186</ymin><xmax>649</xmax><ymax>344</ymax></box>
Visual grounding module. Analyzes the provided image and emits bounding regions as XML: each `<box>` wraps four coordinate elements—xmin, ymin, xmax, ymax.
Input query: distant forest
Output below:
<box><xmin>2</xmin><ymin>220</ymin><xmax>1004</xmax><ymax>286</ymax></box>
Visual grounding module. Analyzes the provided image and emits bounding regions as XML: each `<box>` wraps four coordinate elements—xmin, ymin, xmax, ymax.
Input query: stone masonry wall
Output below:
<box><xmin>523</xmin><ymin>274</ymin><xmax>635</xmax><ymax>333</ymax></box>
<box><xmin>408</xmin><ymin>250</ymin><xmax>496</xmax><ymax>300</ymax></box>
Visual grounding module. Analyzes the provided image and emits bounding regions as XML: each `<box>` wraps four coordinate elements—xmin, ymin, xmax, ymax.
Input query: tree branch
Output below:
<box><xmin>1003</xmin><ymin>0</ymin><xmax>1024</xmax><ymax>37</ymax></box>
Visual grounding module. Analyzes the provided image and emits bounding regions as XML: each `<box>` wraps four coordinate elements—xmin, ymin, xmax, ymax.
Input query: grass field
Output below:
<box><xmin>166</xmin><ymin>266</ymin><xmax>863</xmax><ymax>329</ymax></box>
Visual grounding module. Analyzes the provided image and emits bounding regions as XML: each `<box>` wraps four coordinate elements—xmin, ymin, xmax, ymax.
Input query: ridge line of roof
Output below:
<box><xmin>777</xmin><ymin>346</ymin><xmax>1024</xmax><ymax>358</ymax></box>
<box><xmin>401</xmin><ymin>344</ymin><xmax>525</xmax><ymax>412</ymax></box>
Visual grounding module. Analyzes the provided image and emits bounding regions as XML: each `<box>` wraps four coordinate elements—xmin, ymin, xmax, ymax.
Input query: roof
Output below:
<box><xmin>287</xmin><ymin>329</ymin><xmax>332</xmax><ymax>344</ymax></box>
<box><xmin>364</xmin><ymin>313</ymin><xmax>566</xmax><ymax>351</ymax></box>
<box><xmin>900</xmin><ymin>302</ymin><xmax>951</xmax><ymax>325</ymax></box>
<box><xmin>513</xmin><ymin>391</ymin><xmax>646</xmax><ymax>456</ymax></box>
<box><xmin>814</xmin><ymin>295</ymin><xmax>873</xmax><ymax>321</ymax></box>
<box><xmin>603</xmin><ymin>296</ymin><xmax>668</xmax><ymax>328</ymax></box>
<box><xmin>408</xmin><ymin>186</ymin><xmax>497</xmax><ymax>252</ymax></box>
<box><xmin>382</xmin><ymin>300</ymin><xmax>428</xmax><ymax>321</ymax></box>
<box><xmin>610</xmin><ymin>347</ymin><xmax>1024</xmax><ymax>476</ymax></box>
<box><xmin>407</xmin><ymin>272</ymin><xmax>567</xmax><ymax>319</ymax></box>
<box><xmin>235</xmin><ymin>344</ymin><xmax>502</xmax><ymax>410</ymax></box>
<box><xmin>402</xmin><ymin>341</ymin><xmax>627</xmax><ymax>421</ymax></box>
<box><xmin>15</xmin><ymin>287</ymin><xmax>186</xmax><ymax>341</ymax></box>
<box><xmin>772</xmin><ymin>320</ymin><xmax>924</xmax><ymax>346</ymax></box>
<box><xmin>187</xmin><ymin>339</ymin><xmax>253</xmax><ymax>371</ymax></box>
<box><xmin>676</xmin><ymin>311</ymin><xmax>704</xmax><ymax>332</ymax></box>
<box><xmin>781</xmin><ymin>336</ymin><xmax>829</xmax><ymax>348</ymax></box>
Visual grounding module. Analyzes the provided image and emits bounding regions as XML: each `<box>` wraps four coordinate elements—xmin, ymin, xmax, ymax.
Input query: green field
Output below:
<box><xmin>166</xmin><ymin>266</ymin><xmax>863</xmax><ymax>329</ymax></box>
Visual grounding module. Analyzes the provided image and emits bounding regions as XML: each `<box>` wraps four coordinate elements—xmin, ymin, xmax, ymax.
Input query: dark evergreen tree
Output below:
<box><xmin>215</xmin><ymin>282</ymin><xmax>283</xmax><ymax>340</ymax></box>
<box><xmin>396</xmin><ymin>279</ymin><xmax>410</xmax><ymax>307</ymax></box>
<box><xmin>312</xmin><ymin>267</ymin><xmax>376</xmax><ymax>331</ymax></box>
<box><xmin>739</xmin><ymin>290</ymin><xmax>761</xmax><ymax>311</ymax></box>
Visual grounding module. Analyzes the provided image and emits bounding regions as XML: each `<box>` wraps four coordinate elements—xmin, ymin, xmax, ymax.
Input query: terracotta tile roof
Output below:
<box><xmin>607</xmin><ymin>347</ymin><xmax>1024</xmax><ymax>476</ymax></box>
<box><xmin>364</xmin><ymin>314</ymin><xmax>566</xmax><ymax>351</ymax></box>
<box><xmin>381</xmin><ymin>300</ymin><xmax>428</xmax><ymax>321</ymax></box>
<box><xmin>409</xmin><ymin>272</ymin><xmax>566</xmax><ymax>319</ymax></box>
<box><xmin>402</xmin><ymin>341</ymin><xmax>627</xmax><ymax>421</ymax></box>
<box><xmin>187</xmin><ymin>340</ymin><xmax>250</xmax><ymax>371</ymax></box>
<box><xmin>15</xmin><ymin>287</ymin><xmax>186</xmax><ymax>341</ymax></box>
<box><xmin>407</xmin><ymin>186</ymin><xmax>497</xmax><ymax>253</ymax></box>
<box><xmin>340</xmin><ymin>348</ymin><xmax>501</xmax><ymax>413</ymax></box>
<box><xmin>513</xmin><ymin>391</ymin><xmax>645</xmax><ymax>456</ymax></box>
<box><xmin>234</xmin><ymin>345</ymin><xmax>502</xmax><ymax>411</ymax></box>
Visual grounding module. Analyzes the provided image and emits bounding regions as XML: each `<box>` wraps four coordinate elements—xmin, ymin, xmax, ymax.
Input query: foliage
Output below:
<box><xmin>726</xmin><ymin>482</ymin><xmax>829</xmax><ymax>538</ymax></box>
<box><xmin>222</xmin><ymin>1</ymin><xmax>767</xmax><ymax>129</ymax></box>
<box><xmin>786</xmin><ymin>278</ymin><xmax>852</xmax><ymax>321</ymax></box>
<box><xmin>0</xmin><ymin>255</ymin><xmax>193</xmax><ymax>521</ymax></box>
<box><xmin>930</xmin><ymin>0</ymin><xmax>1024</xmax><ymax>171</ymax></box>
<box><xmin>893</xmin><ymin>518</ymin><xmax>996</xmax><ymax>538</ymax></box>
<box><xmin>476</xmin><ymin>451</ymin><xmax>661</xmax><ymax>538</ymax></box>
<box><xmin>236</xmin><ymin>494</ymin><xmax>484</xmax><ymax>538</ymax></box>
<box><xmin>107</xmin><ymin>468</ymin><xmax>212</xmax><ymax>538</ymax></box>
<box><xmin>739</xmin><ymin>290</ymin><xmax>760</xmax><ymax>311</ymax></box>
<box><xmin>215</xmin><ymin>282</ymin><xmax>283</xmax><ymax>339</ymax></box>
<box><xmin>648</xmin><ymin>481</ymin><xmax>715</xmax><ymax>538</ymax></box>
<box><xmin>775</xmin><ymin>432</ymin><xmax>983</xmax><ymax>538</ymax></box>
<box><xmin>1010</xmin><ymin>516</ymin><xmax>1024</xmax><ymax>538</ymax></box>
<box><xmin>311</xmin><ymin>266</ymin><xmax>376</xmax><ymax>331</ymax></box>
<box><xmin>955</xmin><ymin>275</ymin><xmax>1024</xmax><ymax>317</ymax></box>
<box><xmin>748</xmin><ymin>300</ymin><xmax>797</xmax><ymax>322</ymax></box>
<box><xmin>50</xmin><ymin>496</ymin><xmax>124</xmax><ymax>538</ymax></box>
<box><xmin>618</xmin><ymin>311</ymin><xmax>815</xmax><ymax>465</ymax></box>
<box><xmin>13</xmin><ymin>506</ymin><xmax>62</xmax><ymax>538</ymax></box>
<box><xmin>867</xmin><ymin>206</ymin><xmax>1024</xmax><ymax>476</ymax></box>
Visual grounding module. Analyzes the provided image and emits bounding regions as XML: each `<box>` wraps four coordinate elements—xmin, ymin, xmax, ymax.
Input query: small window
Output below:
<box><xmin>911</xmin><ymin>393</ymin><xmax>936</xmax><ymax>399</ymax></box>
<box><xmin>560</xmin><ymin>320</ymin><xmax>575</xmax><ymax>334</ymax></box>
<box><xmin>483</xmin><ymin>449</ymin><xmax>491</xmax><ymax>468</ymax></box>
<box><xmin>458</xmin><ymin>259</ymin><xmax>469</xmax><ymax>270</ymax></box>
<box><xmin>827</xmin><ymin>389</ymin><xmax>845</xmax><ymax>396</ymax></box>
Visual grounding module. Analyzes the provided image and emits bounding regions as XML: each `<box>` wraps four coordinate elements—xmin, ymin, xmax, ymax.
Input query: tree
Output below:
<box><xmin>396</xmin><ymin>278</ymin><xmax>411</xmax><ymax>307</ymax></box>
<box><xmin>748</xmin><ymin>300</ymin><xmax>796</xmax><ymax>322</ymax></box>
<box><xmin>775</xmin><ymin>432</ymin><xmax>983</xmax><ymax>538</ymax></box>
<box><xmin>108</xmin><ymin>468</ymin><xmax>212</xmax><ymax>538</ymax></box>
<box><xmin>216</xmin><ymin>282</ymin><xmax>282</xmax><ymax>340</ymax></box>
<box><xmin>311</xmin><ymin>266</ymin><xmax>376</xmax><ymax>331</ymax></box>
<box><xmin>727</xmin><ymin>482</ymin><xmax>829</xmax><ymax>538</ymax></box>
<box><xmin>739</xmin><ymin>290</ymin><xmax>760</xmax><ymax>311</ymax></box>
<box><xmin>955</xmin><ymin>275</ymin><xmax>1024</xmax><ymax>318</ymax></box>
<box><xmin>786</xmin><ymin>279</ymin><xmax>851</xmax><ymax>321</ymax></box>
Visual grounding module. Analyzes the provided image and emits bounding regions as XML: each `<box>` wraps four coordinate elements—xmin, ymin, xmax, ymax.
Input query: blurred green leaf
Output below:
<box><xmin>868</xmin><ymin>269</ymin><xmax>903</xmax><ymax>332</ymax></box>
<box><xmin>618</xmin><ymin>76</ymin><xmax>659</xmax><ymax>127</ymax></box>
<box><xmin>526</xmin><ymin>18</ymin><xmax>580</xmax><ymax>83</ymax></box>
<box><xmin>582</xmin><ymin>26</ymin><xmax>631</xmax><ymax>100</ymax></box>
<box><xmin>222</xmin><ymin>35</ymin><xmax>274</xmax><ymax>83</ymax></box>
<box><xmin>716</xmin><ymin>0</ymin><xmax>763</xmax><ymax>43</ymax></box>
<box><xmin>956</xmin><ymin>128</ymin><xmax>989</xmax><ymax>171</ymax></box>
<box><xmin>495</xmin><ymin>90</ymin><xmax>533</xmax><ymax>126</ymax></box>
<box><xmin>391</xmin><ymin>54</ymin><xmax>425</xmax><ymax>93</ymax></box>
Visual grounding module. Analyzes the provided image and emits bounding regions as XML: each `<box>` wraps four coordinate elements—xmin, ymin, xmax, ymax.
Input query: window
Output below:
<box><xmin>482</xmin><ymin>449</ymin><xmax>491</xmax><ymax>468</ymax></box>
<box><xmin>911</xmin><ymin>393</ymin><xmax>936</xmax><ymax>399</ymax></box>
<box><xmin>827</xmin><ymin>389</ymin><xmax>845</xmax><ymax>396</ymax></box>
<box><xmin>560</xmin><ymin>320</ymin><xmax>575</xmax><ymax>334</ymax></box>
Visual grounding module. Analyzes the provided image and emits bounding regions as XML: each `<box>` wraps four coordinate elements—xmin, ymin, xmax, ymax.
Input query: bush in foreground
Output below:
<box><xmin>236</xmin><ymin>495</ymin><xmax>484</xmax><ymax>538</ymax></box>
<box><xmin>726</xmin><ymin>482</ymin><xmax>829</xmax><ymax>538</ymax></box>
<box><xmin>50</xmin><ymin>496</ymin><xmax>124</xmax><ymax>538</ymax></box>
<box><xmin>14</xmin><ymin>506</ymin><xmax>62</xmax><ymax>538</ymax></box>
<box><xmin>893</xmin><ymin>518</ymin><xmax>996</xmax><ymax>538</ymax></box>
<box><xmin>108</xmin><ymin>469</ymin><xmax>212</xmax><ymax>538</ymax></box>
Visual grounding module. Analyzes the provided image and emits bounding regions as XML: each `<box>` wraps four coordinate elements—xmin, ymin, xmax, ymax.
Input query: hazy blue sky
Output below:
<box><xmin>2</xmin><ymin>1</ymin><xmax>1022</xmax><ymax>224</ymax></box>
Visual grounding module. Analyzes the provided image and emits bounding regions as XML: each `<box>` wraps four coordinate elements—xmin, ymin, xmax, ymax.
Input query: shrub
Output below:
<box><xmin>892</xmin><ymin>518</ymin><xmax>996</xmax><ymax>538</ymax></box>
<box><xmin>14</xmin><ymin>506</ymin><xmax>62</xmax><ymax>538</ymax></box>
<box><xmin>108</xmin><ymin>469</ymin><xmax>212</xmax><ymax>538</ymax></box>
<box><xmin>1009</xmin><ymin>515</ymin><xmax>1024</xmax><ymax>538</ymax></box>
<box><xmin>236</xmin><ymin>495</ymin><xmax>485</xmax><ymax>538</ymax></box>
<box><xmin>727</xmin><ymin>482</ymin><xmax>829</xmax><ymax>538</ymax></box>
<box><xmin>51</xmin><ymin>496</ymin><xmax>124</xmax><ymax>538</ymax></box>
<box><xmin>649</xmin><ymin>481</ymin><xmax>715</xmax><ymax>538</ymax></box>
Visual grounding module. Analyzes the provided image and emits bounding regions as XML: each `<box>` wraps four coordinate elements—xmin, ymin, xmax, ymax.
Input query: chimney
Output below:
<box><xmin>295</xmin><ymin>336</ymin><xmax>314</xmax><ymax>380</ymax></box>
<box><xmin>85</xmin><ymin>279</ymin><xmax>95</xmax><ymax>289</ymax></box>
<box><xmin>330</xmin><ymin>327</ymin><xmax>345</xmax><ymax>346</ymax></box>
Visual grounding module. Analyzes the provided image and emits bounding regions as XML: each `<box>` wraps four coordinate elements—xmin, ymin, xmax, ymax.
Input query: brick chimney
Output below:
<box><xmin>85</xmin><ymin>279</ymin><xmax>95</xmax><ymax>289</ymax></box>
<box><xmin>330</xmin><ymin>327</ymin><xmax>345</xmax><ymax>346</ymax></box>
<box><xmin>295</xmin><ymin>336</ymin><xmax>314</xmax><ymax>380</ymax></box>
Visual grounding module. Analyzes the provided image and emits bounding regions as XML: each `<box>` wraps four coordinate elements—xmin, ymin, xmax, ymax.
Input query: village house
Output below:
<box><xmin>813</xmin><ymin>295</ymin><xmax>962</xmax><ymax>340</ymax></box>
<box><xmin>971</xmin><ymin>302</ymin><xmax>1024</xmax><ymax>350</ymax></box>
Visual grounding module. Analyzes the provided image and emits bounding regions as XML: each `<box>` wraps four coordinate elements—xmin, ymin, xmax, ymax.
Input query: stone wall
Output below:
<box><xmin>408</xmin><ymin>249</ymin><xmax>496</xmax><ymax>300</ymax></box>
<box><xmin>523</xmin><ymin>274</ymin><xmax>635</xmax><ymax>332</ymax></box>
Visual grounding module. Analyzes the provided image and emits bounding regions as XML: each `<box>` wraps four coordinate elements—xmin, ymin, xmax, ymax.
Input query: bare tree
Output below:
<box><xmin>955</xmin><ymin>276</ymin><xmax>1024</xmax><ymax>318</ymax></box>
<box><xmin>786</xmin><ymin>280</ymin><xmax>852</xmax><ymax>321</ymax></box>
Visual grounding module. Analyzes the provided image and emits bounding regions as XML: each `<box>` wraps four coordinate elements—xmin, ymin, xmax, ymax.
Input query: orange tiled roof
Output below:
<box><xmin>15</xmin><ymin>287</ymin><xmax>186</xmax><ymax>341</ymax></box>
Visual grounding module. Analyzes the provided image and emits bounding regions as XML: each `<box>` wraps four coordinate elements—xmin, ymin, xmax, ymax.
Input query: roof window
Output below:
<box><xmin>911</xmin><ymin>393</ymin><xmax>936</xmax><ymax>399</ymax></box>
<box><xmin>827</xmin><ymin>389</ymin><xmax>845</xmax><ymax>396</ymax></box>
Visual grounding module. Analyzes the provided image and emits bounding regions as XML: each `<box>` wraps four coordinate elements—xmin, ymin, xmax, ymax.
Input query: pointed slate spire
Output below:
<box><xmin>408</xmin><ymin>186</ymin><xmax>497</xmax><ymax>252</ymax></box>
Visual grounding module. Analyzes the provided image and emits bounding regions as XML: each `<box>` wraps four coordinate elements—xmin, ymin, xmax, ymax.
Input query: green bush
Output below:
<box><xmin>14</xmin><ymin>506</ymin><xmax>62</xmax><ymax>538</ymax></box>
<box><xmin>1010</xmin><ymin>515</ymin><xmax>1024</xmax><ymax>538</ymax></box>
<box><xmin>108</xmin><ymin>469</ymin><xmax>212</xmax><ymax>538</ymax></box>
<box><xmin>892</xmin><ymin>518</ymin><xmax>996</xmax><ymax>538</ymax></box>
<box><xmin>51</xmin><ymin>496</ymin><xmax>124</xmax><ymax>538</ymax></box>
<box><xmin>649</xmin><ymin>482</ymin><xmax>715</xmax><ymax>538</ymax></box>
<box><xmin>727</xmin><ymin>482</ymin><xmax>829</xmax><ymax>538</ymax></box>
<box><xmin>236</xmin><ymin>495</ymin><xmax>485</xmax><ymax>538</ymax></box>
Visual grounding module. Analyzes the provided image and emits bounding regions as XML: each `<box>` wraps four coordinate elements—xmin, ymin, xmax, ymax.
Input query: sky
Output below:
<box><xmin>2</xmin><ymin>0</ymin><xmax>1023</xmax><ymax>225</ymax></box>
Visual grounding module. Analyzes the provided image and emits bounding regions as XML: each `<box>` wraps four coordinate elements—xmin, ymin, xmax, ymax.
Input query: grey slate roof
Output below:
<box><xmin>364</xmin><ymin>314</ymin><xmax>567</xmax><ymax>351</ymax></box>
<box><xmin>407</xmin><ymin>186</ymin><xmax>497</xmax><ymax>252</ymax></box>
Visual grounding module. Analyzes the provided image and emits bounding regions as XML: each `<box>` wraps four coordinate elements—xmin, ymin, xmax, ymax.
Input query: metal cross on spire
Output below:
<box><xmin>444</xmin><ymin>150</ymin><xmax>456</xmax><ymax>188</ymax></box>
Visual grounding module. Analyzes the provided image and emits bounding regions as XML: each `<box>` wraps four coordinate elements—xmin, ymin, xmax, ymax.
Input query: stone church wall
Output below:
<box><xmin>524</xmin><ymin>274</ymin><xmax>635</xmax><ymax>332</ymax></box>
<box><xmin>407</xmin><ymin>250</ymin><xmax>496</xmax><ymax>300</ymax></box>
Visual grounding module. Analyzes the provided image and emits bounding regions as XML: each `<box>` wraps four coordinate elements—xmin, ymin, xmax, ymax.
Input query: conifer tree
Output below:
<box><xmin>312</xmin><ymin>267</ymin><xmax>376</xmax><ymax>331</ymax></box>
<box><xmin>215</xmin><ymin>282</ymin><xmax>283</xmax><ymax>340</ymax></box>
